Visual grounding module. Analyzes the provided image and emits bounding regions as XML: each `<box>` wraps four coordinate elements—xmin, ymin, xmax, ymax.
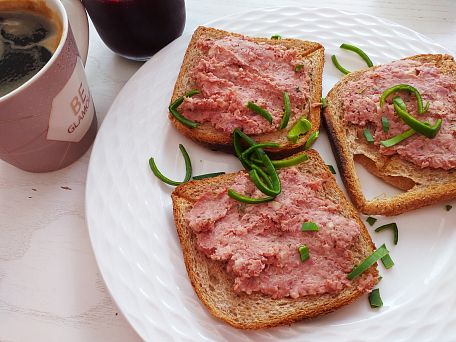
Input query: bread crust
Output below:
<box><xmin>171</xmin><ymin>150</ymin><xmax>378</xmax><ymax>329</ymax></box>
<box><xmin>324</xmin><ymin>54</ymin><xmax>456</xmax><ymax>216</ymax></box>
<box><xmin>169</xmin><ymin>26</ymin><xmax>324</xmax><ymax>158</ymax></box>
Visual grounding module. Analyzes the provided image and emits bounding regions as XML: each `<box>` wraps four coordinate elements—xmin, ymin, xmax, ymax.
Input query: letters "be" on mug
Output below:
<box><xmin>0</xmin><ymin>0</ymin><xmax>97</xmax><ymax>173</ymax></box>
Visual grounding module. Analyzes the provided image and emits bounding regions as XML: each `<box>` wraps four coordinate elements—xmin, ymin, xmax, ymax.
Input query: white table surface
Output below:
<box><xmin>1</xmin><ymin>1</ymin><xmax>455</xmax><ymax>341</ymax></box>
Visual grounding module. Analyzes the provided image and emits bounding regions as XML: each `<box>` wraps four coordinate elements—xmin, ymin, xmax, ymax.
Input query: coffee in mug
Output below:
<box><xmin>0</xmin><ymin>0</ymin><xmax>97</xmax><ymax>173</ymax></box>
<box><xmin>0</xmin><ymin>4</ymin><xmax>61</xmax><ymax>97</ymax></box>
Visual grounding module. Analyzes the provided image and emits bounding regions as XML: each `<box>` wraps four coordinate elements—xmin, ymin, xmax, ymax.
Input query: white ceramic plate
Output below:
<box><xmin>86</xmin><ymin>7</ymin><xmax>456</xmax><ymax>341</ymax></box>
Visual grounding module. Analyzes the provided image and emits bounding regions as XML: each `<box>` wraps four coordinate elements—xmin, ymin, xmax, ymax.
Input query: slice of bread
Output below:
<box><xmin>171</xmin><ymin>150</ymin><xmax>378</xmax><ymax>329</ymax></box>
<box><xmin>324</xmin><ymin>54</ymin><xmax>456</xmax><ymax>216</ymax></box>
<box><xmin>169</xmin><ymin>26</ymin><xmax>324</xmax><ymax>158</ymax></box>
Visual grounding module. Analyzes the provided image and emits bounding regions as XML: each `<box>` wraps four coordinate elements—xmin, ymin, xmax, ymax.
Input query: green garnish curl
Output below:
<box><xmin>149</xmin><ymin>144</ymin><xmax>192</xmax><ymax>186</ymax></box>
<box><xmin>227</xmin><ymin>189</ymin><xmax>273</xmax><ymax>204</ymax></box>
<box><xmin>168</xmin><ymin>90</ymin><xmax>201</xmax><ymax>128</ymax></box>
<box><xmin>279</xmin><ymin>92</ymin><xmax>291</xmax><ymax>129</ymax></box>
<box><xmin>392</xmin><ymin>97</ymin><xmax>442</xmax><ymax>138</ymax></box>
<box><xmin>304</xmin><ymin>130</ymin><xmax>319</xmax><ymax>149</ymax></box>
<box><xmin>340</xmin><ymin>43</ymin><xmax>374</xmax><ymax>67</ymax></box>
<box><xmin>375</xmin><ymin>223</ymin><xmax>399</xmax><ymax>245</ymax></box>
<box><xmin>379</xmin><ymin>84</ymin><xmax>429</xmax><ymax>115</ymax></box>
<box><xmin>192</xmin><ymin>172</ymin><xmax>225</xmax><ymax>180</ymax></box>
<box><xmin>287</xmin><ymin>117</ymin><xmax>312</xmax><ymax>143</ymax></box>
<box><xmin>246</xmin><ymin>102</ymin><xmax>273</xmax><ymax>124</ymax></box>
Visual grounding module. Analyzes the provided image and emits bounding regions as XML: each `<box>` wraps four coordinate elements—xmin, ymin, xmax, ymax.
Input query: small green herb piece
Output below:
<box><xmin>246</xmin><ymin>102</ymin><xmax>273</xmax><ymax>124</ymax></box>
<box><xmin>168</xmin><ymin>90</ymin><xmax>200</xmax><ymax>128</ymax></box>
<box><xmin>392</xmin><ymin>97</ymin><xmax>441</xmax><ymax>138</ymax></box>
<box><xmin>232</xmin><ymin>128</ymin><xmax>257</xmax><ymax>170</ymax></box>
<box><xmin>321</xmin><ymin>97</ymin><xmax>327</xmax><ymax>108</ymax></box>
<box><xmin>279</xmin><ymin>92</ymin><xmax>291</xmax><ymax>129</ymax></box>
<box><xmin>301</xmin><ymin>222</ymin><xmax>319</xmax><ymax>232</ymax></box>
<box><xmin>241</xmin><ymin>142</ymin><xmax>280</xmax><ymax>159</ymax></box>
<box><xmin>298</xmin><ymin>245</ymin><xmax>310</xmax><ymax>262</ymax></box>
<box><xmin>304</xmin><ymin>130</ymin><xmax>319</xmax><ymax>149</ymax></box>
<box><xmin>149</xmin><ymin>144</ymin><xmax>192</xmax><ymax>186</ymax></box>
<box><xmin>381</xmin><ymin>116</ymin><xmax>390</xmax><ymax>133</ymax></box>
<box><xmin>249</xmin><ymin>169</ymin><xmax>280</xmax><ymax>197</ymax></box>
<box><xmin>192</xmin><ymin>172</ymin><xmax>225</xmax><ymax>180</ymax></box>
<box><xmin>369</xmin><ymin>289</ymin><xmax>383</xmax><ymax>308</ymax></box>
<box><xmin>294</xmin><ymin>64</ymin><xmax>304</xmax><ymax>72</ymax></box>
<box><xmin>364</xmin><ymin>128</ymin><xmax>374</xmax><ymax>143</ymax></box>
<box><xmin>380</xmin><ymin>128</ymin><xmax>416</xmax><ymax>147</ymax></box>
<box><xmin>327</xmin><ymin>164</ymin><xmax>336</xmax><ymax>174</ymax></box>
<box><xmin>271</xmin><ymin>34</ymin><xmax>282</xmax><ymax>40</ymax></box>
<box><xmin>340</xmin><ymin>43</ymin><xmax>374</xmax><ymax>67</ymax></box>
<box><xmin>375</xmin><ymin>223</ymin><xmax>399</xmax><ymax>245</ymax></box>
<box><xmin>227</xmin><ymin>189</ymin><xmax>274</xmax><ymax>204</ymax></box>
<box><xmin>381</xmin><ymin>253</ymin><xmax>395</xmax><ymax>269</ymax></box>
<box><xmin>331</xmin><ymin>55</ymin><xmax>350</xmax><ymax>75</ymax></box>
<box><xmin>270</xmin><ymin>153</ymin><xmax>309</xmax><ymax>169</ymax></box>
<box><xmin>366</xmin><ymin>216</ymin><xmax>377</xmax><ymax>226</ymax></box>
<box><xmin>379</xmin><ymin>84</ymin><xmax>429</xmax><ymax>114</ymax></box>
<box><xmin>446</xmin><ymin>204</ymin><xmax>453</xmax><ymax>211</ymax></box>
<box><xmin>287</xmin><ymin>117</ymin><xmax>312</xmax><ymax>143</ymax></box>
<box><xmin>347</xmin><ymin>244</ymin><xmax>389</xmax><ymax>280</ymax></box>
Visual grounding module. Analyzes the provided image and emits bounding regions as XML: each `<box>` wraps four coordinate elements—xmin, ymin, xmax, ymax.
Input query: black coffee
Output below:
<box><xmin>0</xmin><ymin>11</ymin><xmax>59</xmax><ymax>97</ymax></box>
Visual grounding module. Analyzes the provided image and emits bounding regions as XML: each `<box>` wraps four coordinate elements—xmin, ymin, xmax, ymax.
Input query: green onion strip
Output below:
<box><xmin>149</xmin><ymin>144</ymin><xmax>192</xmax><ymax>186</ymax></box>
<box><xmin>340</xmin><ymin>43</ymin><xmax>374</xmax><ymax>67</ymax></box>
<box><xmin>279</xmin><ymin>92</ymin><xmax>291</xmax><ymax>129</ymax></box>
<box><xmin>369</xmin><ymin>288</ymin><xmax>383</xmax><ymax>308</ymax></box>
<box><xmin>168</xmin><ymin>90</ymin><xmax>200</xmax><ymax>128</ymax></box>
<box><xmin>246</xmin><ymin>102</ymin><xmax>273</xmax><ymax>124</ymax></box>
<box><xmin>347</xmin><ymin>244</ymin><xmax>389</xmax><ymax>280</ymax></box>
<box><xmin>287</xmin><ymin>118</ymin><xmax>312</xmax><ymax>143</ymax></box>
<box><xmin>375</xmin><ymin>223</ymin><xmax>399</xmax><ymax>245</ymax></box>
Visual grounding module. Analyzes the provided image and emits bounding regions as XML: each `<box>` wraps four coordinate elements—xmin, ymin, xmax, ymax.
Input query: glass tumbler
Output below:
<box><xmin>82</xmin><ymin>0</ymin><xmax>186</xmax><ymax>61</ymax></box>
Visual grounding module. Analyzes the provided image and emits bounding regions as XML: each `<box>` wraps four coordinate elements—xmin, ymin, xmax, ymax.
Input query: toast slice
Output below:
<box><xmin>171</xmin><ymin>150</ymin><xmax>378</xmax><ymax>329</ymax></box>
<box><xmin>169</xmin><ymin>26</ymin><xmax>324</xmax><ymax>158</ymax></box>
<box><xmin>324</xmin><ymin>54</ymin><xmax>456</xmax><ymax>216</ymax></box>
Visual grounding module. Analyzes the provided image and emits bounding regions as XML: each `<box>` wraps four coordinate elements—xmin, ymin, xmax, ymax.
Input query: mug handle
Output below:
<box><xmin>61</xmin><ymin>0</ymin><xmax>89</xmax><ymax>64</ymax></box>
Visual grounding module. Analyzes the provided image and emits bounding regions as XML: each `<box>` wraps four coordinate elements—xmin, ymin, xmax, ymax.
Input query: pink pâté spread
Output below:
<box><xmin>180</xmin><ymin>36</ymin><xmax>310</xmax><ymax>135</ymax></box>
<box><xmin>342</xmin><ymin>59</ymin><xmax>456</xmax><ymax>170</ymax></box>
<box><xmin>186</xmin><ymin>167</ymin><xmax>376</xmax><ymax>299</ymax></box>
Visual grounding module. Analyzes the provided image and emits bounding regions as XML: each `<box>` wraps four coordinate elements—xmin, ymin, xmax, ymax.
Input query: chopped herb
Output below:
<box><xmin>287</xmin><ymin>117</ymin><xmax>312</xmax><ymax>143</ymax></box>
<box><xmin>381</xmin><ymin>253</ymin><xmax>395</xmax><ymax>269</ymax></box>
<box><xmin>192</xmin><ymin>172</ymin><xmax>225</xmax><ymax>180</ymax></box>
<box><xmin>366</xmin><ymin>216</ymin><xmax>377</xmax><ymax>226</ymax></box>
<box><xmin>375</xmin><ymin>223</ymin><xmax>398</xmax><ymax>245</ymax></box>
<box><xmin>369</xmin><ymin>288</ymin><xmax>383</xmax><ymax>308</ymax></box>
<box><xmin>364</xmin><ymin>128</ymin><xmax>374</xmax><ymax>143</ymax></box>
<box><xmin>321</xmin><ymin>97</ymin><xmax>327</xmax><ymax>108</ymax></box>
<box><xmin>304</xmin><ymin>130</ymin><xmax>319</xmax><ymax>149</ymax></box>
<box><xmin>298</xmin><ymin>245</ymin><xmax>310</xmax><ymax>262</ymax></box>
<box><xmin>294</xmin><ymin>64</ymin><xmax>304</xmax><ymax>72</ymax></box>
<box><xmin>301</xmin><ymin>222</ymin><xmax>319</xmax><ymax>232</ymax></box>
<box><xmin>271</xmin><ymin>34</ymin><xmax>282</xmax><ymax>40</ymax></box>
<box><xmin>246</xmin><ymin>102</ymin><xmax>273</xmax><ymax>124</ymax></box>
<box><xmin>327</xmin><ymin>164</ymin><xmax>336</xmax><ymax>174</ymax></box>
<box><xmin>347</xmin><ymin>244</ymin><xmax>389</xmax><ymax>280</ymax></box>
<box><xmin>381</xmin><ymin>116</ymin><xmax>390</xmax><ymax>132</ymax></box>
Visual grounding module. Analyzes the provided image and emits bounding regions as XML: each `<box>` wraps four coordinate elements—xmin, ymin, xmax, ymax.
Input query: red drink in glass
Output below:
<box><xmin>82</xmin><ymin>0</ymin><xmax>185</xmax><ymax>60</ymax></box>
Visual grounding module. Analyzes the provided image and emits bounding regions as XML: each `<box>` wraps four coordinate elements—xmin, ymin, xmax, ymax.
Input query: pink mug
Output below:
<box><xmin>0</xmin><ymin>0</ymin><xmax>97</xmax><ymax>172</ymax></box>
